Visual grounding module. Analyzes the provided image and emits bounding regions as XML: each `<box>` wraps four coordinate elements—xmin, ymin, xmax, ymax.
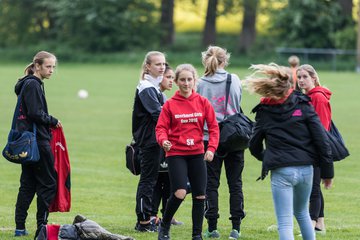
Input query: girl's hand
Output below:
<box><xmin>322</xmin><ymin>178</ymin><xmax>333</xmax><ymax>189</ymax></box>
<box><xmin>204</xmin><ymin>150</ymin><xmax>214</xmax><ymax>162</ymax></box>
<box><xmin>56</xmin><ymin>120</ymin><xmax>62</xmax><ymax>128</ymax></box>
<box><xmin>162</xmin><ymin>140</ymin><xmax>172</xmax><ymax>152</ymax></box>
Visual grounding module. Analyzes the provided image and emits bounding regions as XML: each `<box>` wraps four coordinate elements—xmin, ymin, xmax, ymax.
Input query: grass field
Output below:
<box><xmin>0</xmin><ymin>63</ymin><xmax>359</xmax><ymax>240</ymax></box>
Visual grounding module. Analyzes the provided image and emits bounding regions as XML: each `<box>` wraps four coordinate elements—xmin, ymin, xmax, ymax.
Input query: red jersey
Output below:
<box><xmin>307</xmin><ymin>86</ymin><xmax>332</xmax><ymax>131</ymax></box>
<box><xmin>49</xmin><ymin>127</ymin><xmax>71</xmax><ymax>212</ymax></box>
<box><xmin>156</xmin><ymin>90</ymin><xmax>219</xmax><ymax>157</ymax></box>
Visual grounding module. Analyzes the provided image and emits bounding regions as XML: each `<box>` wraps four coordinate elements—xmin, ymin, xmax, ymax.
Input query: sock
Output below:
<box><xmin>232</xmin><ymin>218</ymin><xmax>241</xmax><ymax>232</ymax></box>
<box><xmin>16</xmin><ymin>223</ymin><xmax>25</xmax><ymax>230</ymax></box>
<box><xmin>192</xmin><ymin>198</ymin><xmax>205</xmax><ymax>236</ymax></box>
<box><xmin>208</xmin><ymin>218</ymin><xmax>217</xmax><ymax>232</ymax></box>
<box><xmin>162</xmin><ymin>194</ymin><xmax>183</xmax><ymax>228</ymax></box>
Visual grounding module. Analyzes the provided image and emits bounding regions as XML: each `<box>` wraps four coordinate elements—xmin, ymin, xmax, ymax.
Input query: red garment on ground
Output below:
<box><xmin>49</xmin><ymin>127</ymin><xmax>71</xmax><ymax>212</ymax></box>
<box><xmin>47</xmin><ymin>224</ymin><xmax>61</xmax><ymax>240</ymax></box>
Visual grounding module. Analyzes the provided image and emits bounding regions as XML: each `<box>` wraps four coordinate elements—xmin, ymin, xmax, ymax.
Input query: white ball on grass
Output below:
<box><xmin>77</xmin><ymin>89</ymin><xmax>89</xmax><ymax>99</ymax></box>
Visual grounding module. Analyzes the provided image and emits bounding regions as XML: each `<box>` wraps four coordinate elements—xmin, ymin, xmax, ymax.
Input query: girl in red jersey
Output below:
<box><xmin>297</xmin><ymin>64</ymin><xmax>332</xmax><ymax>235</ymax></box>
<box><xmin>156</xmin><ymin>64</ymin><xmax>219</xmax><ymax>240</ymax></box>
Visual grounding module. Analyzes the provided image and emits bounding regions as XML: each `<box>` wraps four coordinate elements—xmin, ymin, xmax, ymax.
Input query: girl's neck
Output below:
<box><xmin>33</xmin><ymin>73</ymin><xmax>43</xmax><ymax>80</ymax></box>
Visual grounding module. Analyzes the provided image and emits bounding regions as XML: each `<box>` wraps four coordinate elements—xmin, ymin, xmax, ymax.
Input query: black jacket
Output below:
<box><xmin>131</xmin><ymin>81</ymin><xmax>164</xmax><ymax>148</ymax></box>
<box><xmin>14</xmin><ymin>75</ymin><xmax>58</xmax><ymax>143</ymax></box>
<box><xmin>249</xmin><ymin>91</ymin><xmax>334</xmax><ymax>179</ymax></box>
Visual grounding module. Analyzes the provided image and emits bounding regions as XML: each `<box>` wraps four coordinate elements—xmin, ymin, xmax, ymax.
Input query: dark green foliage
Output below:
<box><xmin>0</xmin><ymin>0</ymin><xmax>160</xmax><ymax>51</ymax></box>
<box><xmin>272</xmin><ymin>0</ymin><xmax>343</xmax><ymax>48</ymax></box>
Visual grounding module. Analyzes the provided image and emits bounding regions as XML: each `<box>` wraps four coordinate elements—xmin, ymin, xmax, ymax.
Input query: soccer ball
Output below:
<box><xmin>77</xmin><ymin>89</ymin><xmax>89</xmax><ymax>99</ymax></box>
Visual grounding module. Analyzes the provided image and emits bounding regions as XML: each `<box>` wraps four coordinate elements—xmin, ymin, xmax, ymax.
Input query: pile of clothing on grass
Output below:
<box><xmin>37</xmin><ymin>214</ymin><xmax>134</xmax><ymax>240</ymax></box>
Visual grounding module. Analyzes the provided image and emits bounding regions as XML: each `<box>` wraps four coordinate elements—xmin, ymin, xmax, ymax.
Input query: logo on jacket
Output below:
<box><xmin>292</xmin><ymin>109</ymin><xmax>302</xmax><ymax>116</ymax></box>
<box><xmin>187</xmin><ymin>139</ymin><xmax>195</xmax><ymax>146</ymax></box>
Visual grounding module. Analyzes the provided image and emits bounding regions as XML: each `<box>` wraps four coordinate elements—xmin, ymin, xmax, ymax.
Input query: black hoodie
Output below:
<box><xmin>249</xmin><ymin>91</ymin><xmax>334</xmax><ymax>179</ymax></box>
<box><xmin>14</xmin><ymin>75</ymin><xmax>58</xmax><ymax>143</ymax></box>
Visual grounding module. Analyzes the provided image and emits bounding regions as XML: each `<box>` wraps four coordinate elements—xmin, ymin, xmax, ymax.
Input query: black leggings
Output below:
<box><xmin>162</xmin><ymin>154</ymin><xmax>206</xmax><ymax>236</ymax></box>
<box><xmin>309</xmin><ymin>166</ymin><xmax>324</xmax><ymax>221</ymax></box>
<box><xmin>167</xmin><ymin>154</ymin><xmax>206</xmax><ymax>197</ymax></box>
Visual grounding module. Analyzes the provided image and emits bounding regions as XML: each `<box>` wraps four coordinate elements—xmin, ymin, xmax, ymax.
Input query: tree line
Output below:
<box><xmin>0</xmin><ymin>0</ymin><xmax>358</xmax><ymax>58</ymax></box>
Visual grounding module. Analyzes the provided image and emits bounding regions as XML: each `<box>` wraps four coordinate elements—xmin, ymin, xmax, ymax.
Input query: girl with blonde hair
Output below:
<box><xmin>132</xmin><ymin>51</ymin><xmax>166</xmax><ymax>232</ymax></box>
<box><xmin>156</xmin><ymin>64</ymin><xmax>219</xmax><ymax>240</ymax></box>
<box><xmin>297</xmin><ymin>64</ymin><xmax>332</xmax><ymax>234</ymax></box>
<box><xmin>246</xmin><ymin>63</ymin><xmax>333</xmax><ymax>240</ymax></box>
<box><xmin>197</xmin><ymin>46</ymin><xmax>244</xmax><ymax>239</ymax></box>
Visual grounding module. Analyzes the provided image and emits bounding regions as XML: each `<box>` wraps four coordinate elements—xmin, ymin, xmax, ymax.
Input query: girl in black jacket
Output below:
<box><xmin>245</xmin><ymin>63</ymin><xmax>333</xmax><ymax>240</ymax></box>
<box><xmin>13</xmin><ymin>51</ymin><xmax>61</xmax><ymax>238</ymax></box>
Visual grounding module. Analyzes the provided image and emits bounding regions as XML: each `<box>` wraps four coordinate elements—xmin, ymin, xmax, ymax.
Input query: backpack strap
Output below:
<box><xmin>224</xmin><ymin>74</ymin><xmax>232</xmax><ymax>120</ymax></box>
<box><xmin>11</xmin><ymin>80</ymin><xmax>37</xmax><ymax>135</ymax></box>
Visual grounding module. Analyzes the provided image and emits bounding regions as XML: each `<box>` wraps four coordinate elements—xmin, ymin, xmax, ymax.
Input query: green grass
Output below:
<box><xmin>0</xmin><ymin>63</ymin><xmax>359</xmax><ymax>239</ymax></box>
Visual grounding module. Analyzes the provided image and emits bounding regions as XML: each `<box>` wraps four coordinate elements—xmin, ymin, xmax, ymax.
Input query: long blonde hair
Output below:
<box><xmin>244</xmin><ymin>63</ymin><xmax>292</xmax><ymax>100</ymax></box>
<box><xmin>297</xmin><ymin>64</ymin><xmax>321</xmax><ymax>87</ymax></box>
<box><xmin>140</xmin><ymin>51</ymin><xmax>165</xmax><ymax>79</ymax></box>
<box><xmin>201</xmin><ymin>46</ymin><xmax>230</xmax><ymax>76</ymax></box>
<box><xmin>24</xmin><ymin>51</ymin><xmax>57</xmax><ymax>75</ymax></box>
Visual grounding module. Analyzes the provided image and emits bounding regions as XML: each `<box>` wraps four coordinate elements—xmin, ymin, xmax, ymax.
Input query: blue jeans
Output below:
<box><xmin>271</xmin><ymin>165</ymin><xmax>315</xmax><ymax>240</ymax></box>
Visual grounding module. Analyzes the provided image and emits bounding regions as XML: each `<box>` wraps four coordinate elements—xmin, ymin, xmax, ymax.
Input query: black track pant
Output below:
<box><xmin>15</xmin><ymin>142</ymin><xmax>57</xmax><ymax>230</ymax></box>
<box><xmin>136</xmin><ymin>145</ymin><xmax>160</xmax><ymax>222</ymax></box>
<box><xmin>204</xmin><ymin>141</ymin><xmax>245</xmax><ymax>232</ymax></box>
<box><xmin>151</xmin><ymin>171</ymin><xmax>170</xmax><ymax>216</ymax></box>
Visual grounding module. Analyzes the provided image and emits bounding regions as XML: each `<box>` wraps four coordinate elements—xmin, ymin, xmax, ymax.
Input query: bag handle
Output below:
<box><xmin>10</xmin><ymin>81</ymin><xmax>37</xmax><ymax>136</ymax></box>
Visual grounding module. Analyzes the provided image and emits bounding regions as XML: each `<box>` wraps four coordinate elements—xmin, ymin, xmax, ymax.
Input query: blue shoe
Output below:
<box><xmin>229</xmin><ymin>229</ymin><xmax>241</xmax><ymax>239</ymax></box>
<box><xmin>14</xmin><ymin>229</ymin><xmax>29</xmax><ymax>237</ymax></box>
<box><xmin>203</xmin><ymin>229</ymin><xmax>220</xmax><ymax>238</ymax></box>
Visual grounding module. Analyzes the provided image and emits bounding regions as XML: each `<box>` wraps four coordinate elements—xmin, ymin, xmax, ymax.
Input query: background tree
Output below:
<box><xmin>202</xmin><ymin>0</ymin><xmax>218</xmax><ymax>47</ymax></box>
<box><xmin>357</xmin><ymin>4</ymin><xmax>360</xmax><ymax>72</ymax></box>
<box><xmin>236</xmin><ymin>0</ymin><xmax>258</xmax><ymax>53</ymax></box>
<box><xmin>338</xmin><ymin>0</ymin><xmax>353</xmax><ymax>26</ymax></box>
<box><xmin>0</xmin><ymin>0</ymin><xmax>52</xmax><ymax>47</ymax></box>
<box><xmin>160</xmin><ymin>0</ymin><xmax>175</xmax><ymax>46</ymax></box>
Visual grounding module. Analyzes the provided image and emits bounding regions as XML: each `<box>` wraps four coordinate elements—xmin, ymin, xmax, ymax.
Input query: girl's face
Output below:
<box><xmin>35</xmin><ymin>57</ymin><xmax>56</xmax><ymax>80</ymax></box>
<box><xmin>297</xmin><ymin>69</ymin><xmax>315</xmax><ymax>92</ymax></box>
<box><xmin>160</xmin><ymin>69</ymin><xmax>174</xmax><ymax>91</ymax></box>
<box><xmin>176</xmin><ymin>70</ymin><xmax>195</xmax><ymax>97</ymax></box>
<box><xmin>146</xmin><ymin>55</ymin><xmax>166</xmax><ymax>78</ymax></box>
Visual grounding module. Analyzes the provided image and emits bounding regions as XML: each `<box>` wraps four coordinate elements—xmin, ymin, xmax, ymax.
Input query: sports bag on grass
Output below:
<box><xmin>217</xmin><ymin>74</ymin><xmax>253</xmax><ymax>156</ymax></box>
<box><xmin>326</xmin><ymin>120</ymin><xmax>349</xmax><ymax>161</ymax></box>
<box><xmin>125</xmin><ymin>140</ymin><xmax>140</xmax><ymax>175</ymax></box>
<box><xmin>2</xmin><ymin>86</ymin><xmax>39</xmax><ymax>164</ymax></box>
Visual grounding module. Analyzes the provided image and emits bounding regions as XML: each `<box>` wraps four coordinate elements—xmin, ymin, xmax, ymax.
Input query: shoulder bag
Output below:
<box><xmin>125</xmin><ymin>139</ymin><xmax>141</xmax><ymax>175</ymax></box>
<box><xmin>217</xmin><ymin>74</ymin><xmax>254</xmax><ymax>156</ymax></box>
<box><xmin>2</xmin><ymin>85</ymin><xmax>40</xmax><ymax>164</ymax></box>
<box><xmin>326</xmin><ymin>120</ymin><xmax>350</xmax><ymax>161</ymax></box>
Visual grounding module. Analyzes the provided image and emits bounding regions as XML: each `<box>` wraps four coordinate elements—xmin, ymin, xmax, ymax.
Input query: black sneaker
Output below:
<box><xmin>134</xmin><ymin>222</ymin><xmax>157</xmax><ymax>232</ymax></box>
<box><xmin>158</xmin><ymin>224</ymin><xmax>170</xmax><ymax>240</ymax></box>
